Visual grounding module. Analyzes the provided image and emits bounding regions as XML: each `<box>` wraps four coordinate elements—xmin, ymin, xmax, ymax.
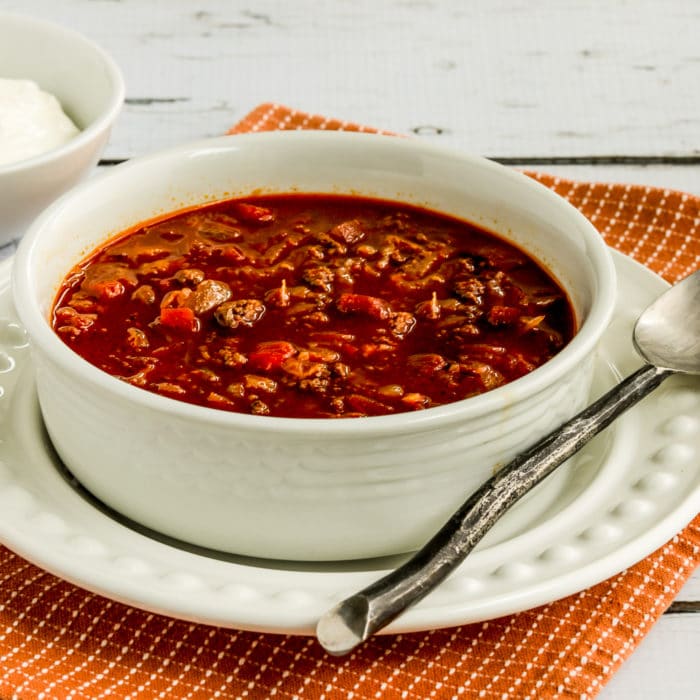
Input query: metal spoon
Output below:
<box><xmin>317</xmin><ymin>268</ymin><xmax>700</xmax><ymax>655</ymax></box>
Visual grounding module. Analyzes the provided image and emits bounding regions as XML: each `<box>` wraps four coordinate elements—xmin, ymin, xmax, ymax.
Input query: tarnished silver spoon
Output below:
<box><xmin>317</xmin><ymin>268</ymin><xmax>700</xmax><ymax>656</ymax></box>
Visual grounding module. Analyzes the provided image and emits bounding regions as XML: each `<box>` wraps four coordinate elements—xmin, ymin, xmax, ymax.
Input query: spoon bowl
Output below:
<box><xmin>318</xmin><ymin>268</ymin><xmax>700</xmax><ymax>655</ymax></box>
<box><xmin>634</xmin><ymin>270</ymin><xmax>700</xmax><ymax>373</ymax></box>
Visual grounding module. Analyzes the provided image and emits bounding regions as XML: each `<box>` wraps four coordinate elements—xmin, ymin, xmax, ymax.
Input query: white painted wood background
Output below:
<box><xmin>1</xmin><ymin>0</ymin><xmax>699</xmax><ymax>697</ymax></box>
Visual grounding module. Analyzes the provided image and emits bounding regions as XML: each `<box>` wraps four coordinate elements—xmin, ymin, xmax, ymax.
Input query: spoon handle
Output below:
<box><xmin>317</xmin><ymin>363</ymin><xmax>673</xmax><ymax>655</ymax></box>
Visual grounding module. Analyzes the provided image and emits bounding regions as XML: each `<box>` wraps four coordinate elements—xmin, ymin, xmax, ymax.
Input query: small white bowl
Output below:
<box><xmin>0</xmin><ymin>12</ymin><xmax>124</xmax><ymax>246</ymax></box>
<box><xmin>13</xmin><ymin>131</ymin><xmax>616</xmax><ymax>561</ymax></box>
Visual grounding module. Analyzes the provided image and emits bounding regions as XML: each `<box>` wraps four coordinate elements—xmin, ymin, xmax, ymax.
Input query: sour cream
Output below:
<box><xmin>0</xmin><ymin>78</ymin><xmax>80</xmax><ymax>167</ymax></box>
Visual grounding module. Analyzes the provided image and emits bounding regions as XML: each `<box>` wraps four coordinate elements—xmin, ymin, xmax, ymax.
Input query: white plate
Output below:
<box><xmin>0</xmin><ymin>251</ymin><xmax>698</xmax><ymax>635</ymax></box>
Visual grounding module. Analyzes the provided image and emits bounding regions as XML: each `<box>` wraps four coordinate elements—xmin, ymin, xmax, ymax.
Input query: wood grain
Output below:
<box><xmin>4</xmin><ymin>0</ymin><xmax>700</xmax><ymax>160</ymax></box>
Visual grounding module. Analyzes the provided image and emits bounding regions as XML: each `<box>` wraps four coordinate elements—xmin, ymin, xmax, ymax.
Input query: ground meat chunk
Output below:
<box><xmin>485</xmin><ymin>271</ymin><xmax>508</xmax><ymax>299</ymax></box>
<box><xmin>264</xmin><ymin>279</ymin><xmax>291</xmax><ymax>307</ymax></box>
<box><xmin>131</xmin><ymin>285</ymin><xmax>156</xmax><ymax>304</ymax></box>
<box><xmin>407</xmin><ymin>353</ymin><xmax>448</xmax><ymax>375</ymax></box>
<box><xmin>282</xmin><ymin>357</ymin><xmax>328</xmax><ymax>380</ymax></box>
<box><xmin>139</xmin><ymin>259</ymin><xmax>174</xmax><ymax>277</ymax></box>
<box><xmin>66</xmin><ymin>293</ymin><xmax>98</xmax><ymax>313</ymax></box>
<box><xmin>298</xmin><ymin>373</ymin><xmax>331</xmax><ymax>394</ymax></box>
<box><xmin>186</xmin><ymin>279</ymin><xmax>232</xmax><ymax>315</ymax></box>
<box><xmin>453</xmin><ymin>323</ymin><xmax>481</xmax><ymax>338</ymax></box>
<box><xmin>54</xmin><ymin>307</ymin><xmax>97</xmax><ymax>332</ymax></box>
<box><xmin>303</xmin><ymin>266</ymin><xmax>335</xmax><ymax>292</ymax></box>
<box><xmin>218</xmin><ymin>346</ymin><xmax>248</xmax><ymax>368</ymax></box>
<box><xmin>400</xmin><ymin>246</ymin><xmax>448</xmax><ymax>280</ymax></box>
<box><xmin>453</xmin><ymin>277</ymin><xmax>485</xmax><ymax>304</ymax></box>
<box><xmin>460</xmin><ymin>360</ymin><xmax>505</xmax><ymax>391</ymax></box>
<box><xmin>389</xmin><ymin>311</ymin><xmax>416</xmax><ymax>338</ymax></box>
<box><xmin>315</xmin><ymin>231</ymin><xmax>347</xmax><ymax>255</ymax></box>
<box><xmin>226</xmin><ymin>382</ymin><xmax>245</xmax><ymax>398</ymax></box>
<box><xmin>126</xmin><ymin>327</ymin><xmax>149</xmax><ymax>350</ymax></box>
<box><xmin>301</xmin><ymin>311</ymin><xmax>330</xmax><ymax>326</ymax></box>
<box><xmin>243</xmin><ymin>374</ymin><xmax>278</xmax><ymax>393</ymax></box>
<box><xmin>378</xmin><ymin>235</ymin><xmax>423</xmax><ymax>266</ymax></box>
<box><xmin>414</xmin><ymin>292</ymin><xmax>441</xmax><ymax>320</ymax></box>
<box><xmin>332</xmin><ymin>362</ymin><xmax>351</xmax><ymax>378</ymax></box>
<box><xmin>174</xmin><ymin>268</ymin><xmax>205</xmax><ymax>285</ymax></box>
<box><xmin>330</xmin><ymin>219</ymin><xmax>365</xmax><ymax>244</ymax></box>
<box><xmin>250</xmin><ymin>399</ymin><xmax>270</xmax><ymax>415</ymax></box>
<box><xmin>192</xmin><ymin>213</ymin><xmax>242</xmax><ymax>241</ymax></box>
<box><xmin>214</xmin><ymin>299</ymin><xmax>266</xmax><ymax>329</ymax></box>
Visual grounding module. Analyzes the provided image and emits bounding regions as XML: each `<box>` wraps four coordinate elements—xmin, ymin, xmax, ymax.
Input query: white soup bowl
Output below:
<box><xmin>12</xmin><ymin>131</ymin><xmax>616</xmax><ymax>560</ymax></box>
<box><xmin>0</xmin><ymin>12</ymin><xmax>124</xmax><ymax>245</ymax></box>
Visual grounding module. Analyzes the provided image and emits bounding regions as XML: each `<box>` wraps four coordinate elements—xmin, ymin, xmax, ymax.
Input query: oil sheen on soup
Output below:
<box><xmin>52</xmin><ymin>195</ymin><xmax>576</xmax><ymax>418</ymax></box>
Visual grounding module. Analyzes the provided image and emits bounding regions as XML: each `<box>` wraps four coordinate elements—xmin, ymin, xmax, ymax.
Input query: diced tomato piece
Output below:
<box><xmin>248</xmin><ymin>340</ymin><xmax>296</xmax><ymax>371</ymax></box>
<box><xmin>341</xmin><ymin>342</ymin><xmax>360</xmax><ymax>358</ymax></box>
<box><xmin>487</xmin><ymin>305</ymin><xmax>521</xmax><ymax>325</ymax></box>
<box><xmin>337</xmin><ymin>293</ymin><xmax>391</xmax><ymax>320</ymax></box>
<box><xmin>234</xmin><ymin>203</ymin><xmax>275</xmax><ymax>224</ymax></box>
<box><xmin>221</xmin><ymin>245</ymin><xmax>246</xmax><ymax>262</ymax></box>
<box><xmin>159</xmin><ymin>307</ymin><xmax>198</xmax><ymax>332</ymax></box>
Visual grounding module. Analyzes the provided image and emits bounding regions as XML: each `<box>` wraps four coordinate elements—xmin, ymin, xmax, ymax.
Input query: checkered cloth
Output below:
<box><xmin>0</xmin><ymin>104</ymin><xmax>697</xmax><ymax>699</ymax></box>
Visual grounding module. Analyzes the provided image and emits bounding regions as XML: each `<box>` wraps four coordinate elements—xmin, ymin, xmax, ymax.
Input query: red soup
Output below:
<box><xmin>52</xmin><ymin>195</ymin><xmax>575</xmax><ymax>418</ymax></box>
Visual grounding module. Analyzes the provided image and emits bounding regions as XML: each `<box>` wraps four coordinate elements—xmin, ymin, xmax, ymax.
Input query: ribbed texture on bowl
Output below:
<box><xmin>14</xmin><ymin>131</ymin><xmax>615</xmax><ymax>560</ymax></box>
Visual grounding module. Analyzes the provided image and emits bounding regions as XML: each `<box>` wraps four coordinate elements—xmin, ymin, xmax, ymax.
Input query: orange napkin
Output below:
<box><xmin>0</xmin><ymin>104</ymin><xmax>698</xmax><ymax>699</ymax></box>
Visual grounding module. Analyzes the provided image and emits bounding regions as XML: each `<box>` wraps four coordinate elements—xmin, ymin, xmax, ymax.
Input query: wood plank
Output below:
<box><xmin>673</xmin><ymin>574</ymin><xmax>700</xmax><ymax>604</ymax></box>
<box><xmin>521</xmin><ymin>163</ymin><xmax>700</xmax><ymax>196</ymax></box>
<box><xmin>598</xmin><ymin>614</ymin><xmax>700</xmax><ymax>698</ymax></box>
<box><xmin>667</xmin><ymin>600</ymin><xmax>700</xmax><ymax>614</ymax></box>
<box><xmin>93</xmin><ymin>159</ymin><xmax>700</xmax><ymax>199</ymax></box>
<box><xmin>6</xmin><ymin>0</ymin><xmax>700</xmax><ymax>159</ymax></box>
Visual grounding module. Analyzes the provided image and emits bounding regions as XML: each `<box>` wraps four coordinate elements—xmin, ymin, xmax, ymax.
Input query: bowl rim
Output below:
<box><xmin>12</xmin><ymin>130</ymin><xmax>617</xmax><ymax>436</ymax></box>
<box><xmin>0</xmin><ymin>11</ymin><xmax>125</xmax><ymax>176</ymax></box>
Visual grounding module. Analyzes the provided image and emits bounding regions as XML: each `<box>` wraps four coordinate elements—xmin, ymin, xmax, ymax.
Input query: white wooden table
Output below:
<box><xmin>3</xmin><ymin>1</ymin><xmax>699</xmax><ymax>697</ymax></box>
